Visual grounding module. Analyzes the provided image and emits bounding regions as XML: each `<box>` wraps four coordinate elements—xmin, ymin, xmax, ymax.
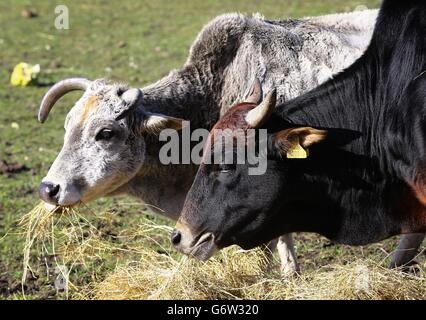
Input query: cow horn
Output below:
<box><xmin>245</xmin><ymin>88</ymin><xmax>277</xmax><ymax>128</ymax></box>
<box><xmin>38</xmin><ymin>78</ymin><xmax>92</xmax><ymax>123</ymax></box>
<box><xmin>245</xmin><ymin>78</ymin><xmax>263</xmax><ymax>104</ymax></box>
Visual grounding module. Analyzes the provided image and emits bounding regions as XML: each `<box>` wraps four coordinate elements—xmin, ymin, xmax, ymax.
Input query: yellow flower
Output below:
<box><xmin>10</xmin><ymin>62</ymin><xmax>40</xmax><ymax>87</ymax></box>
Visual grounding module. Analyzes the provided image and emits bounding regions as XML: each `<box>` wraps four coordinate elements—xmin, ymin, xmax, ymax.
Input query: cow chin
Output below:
<box><xmin>172</xmin><ymin>223</ymin><xmax>218</xmax><ymax>261</ymax></box>
<box><xmin>42</xmin><ymin>185</ymin><xmax>114</xmax><ymax>211</ymax></box>
<box><xmin>189</xmin><ymin>233</ymin><xmax>218</xmax><ymax>261</ymax></box>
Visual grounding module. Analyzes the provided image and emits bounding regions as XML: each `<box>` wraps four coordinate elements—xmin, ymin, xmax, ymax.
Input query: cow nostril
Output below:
<box><xmin>39</xmin><ymin>182</ymin><xmax>60</xmax><ymax>203</ymax></box>
<box><xmin>171</xmin><ymin>229</ymin><xmax>182</xmax><ymax>246</ymax></box>
<box><xmin>47</xmin><ymin>184</ymin><xmax>60</xmax><ymax>197</ymax></box>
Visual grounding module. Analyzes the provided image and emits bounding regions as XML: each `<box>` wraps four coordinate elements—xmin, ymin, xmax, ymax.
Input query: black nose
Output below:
<box><xmin>39</xmin><ymin>181</ymin><xmax>60</xmax><ymax>204</ymax></box>
<box><xmin>171</xmin><ymin>229</ymin><xmax>182</xmax><ymax>246</ymax></box>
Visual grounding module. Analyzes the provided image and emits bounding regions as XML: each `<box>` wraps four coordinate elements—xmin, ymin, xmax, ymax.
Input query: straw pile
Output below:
<box><xmin>20</xmin><ymin>203</ymin><xmax>426</xmax><ymax>300</ymax></box>
<box><xmin>87</xmin><ymin>248</ymin><xmax>425</xmax><ymax>300</ymax></box>
<box><xmin>19</xmin><ymin>202</ymin><xmax>122</xmax><ymax>297</ymax></box>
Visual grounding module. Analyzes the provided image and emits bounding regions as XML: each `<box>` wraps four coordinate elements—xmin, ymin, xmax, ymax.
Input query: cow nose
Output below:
<box><xmin>171</xmin><ymin>229</ymin><xmax>182</xmax><ymax>246</ymax></box>
<box><xmin>39</xmin><ymin>181</ymin><xmax>60</xmax><ymax>204</ymax></box>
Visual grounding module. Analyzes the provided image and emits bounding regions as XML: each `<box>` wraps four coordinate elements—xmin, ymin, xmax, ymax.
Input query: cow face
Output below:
<box><xmin>38</xmin><ymin>78</ymin><xmax>184</xmax><ymax>207</ymax></box>
<box><xmin>172</xmin><ymin>85</ymin><xmax>327</xmax><ymax>260</ymax></box>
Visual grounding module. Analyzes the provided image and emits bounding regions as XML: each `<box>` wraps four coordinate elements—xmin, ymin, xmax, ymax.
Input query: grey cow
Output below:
<box><xmin>37</xmin><ymin>9</ymin><xmax>424</xmax><ymax>273</ymax></box>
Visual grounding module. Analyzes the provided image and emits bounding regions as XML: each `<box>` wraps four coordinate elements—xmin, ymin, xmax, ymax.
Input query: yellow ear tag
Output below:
<box><xmin>286</xmin><ymin>140</ymin><xmax>309</xmax><ymax>159</ymax></box>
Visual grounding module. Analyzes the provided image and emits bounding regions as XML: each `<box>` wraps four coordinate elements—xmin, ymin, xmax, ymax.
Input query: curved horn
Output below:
<box><xmin>245</xmin><ymin>88</ymin><xmax>277</xmax><ymax>128</ymax></box>
<box><xmin>38</xmin><ymin>78</ymin><xmax>91</xmax><ymax>123</ymax></box>
<box><xmin>245</xmin><ymin>78</ymin><xmax>263</xmax><ymax>104</ymax></box>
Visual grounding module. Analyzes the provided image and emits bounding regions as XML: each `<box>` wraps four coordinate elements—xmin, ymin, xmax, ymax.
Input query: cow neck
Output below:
<box><xmin>277</xmin><ymin>2</ymin><xmax>426</xmax><ymax>183</ymax></box>
<box><xmin>272</xmin><ymin>2</ymin><xmax>426</xmax><ymax>241</ymax></box>
<box><xmin>140</xmin><ymin>64</ymin><xmax>217</xmax><ymax>130</ymax></box>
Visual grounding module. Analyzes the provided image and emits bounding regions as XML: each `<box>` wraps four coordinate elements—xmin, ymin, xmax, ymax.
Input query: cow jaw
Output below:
<box><xmin>189</xmin><ymin>232</ymin><xmax>217</xmax><ymax>261</ymax></box>
<box><xmin>172</xmin><ymin>222</ymin><xmax>218</xmax><ymax>261</ymax></box>
<box><xmin>44</xmin><ymin>202</ymin><xmax>57</xmax><ymax>212</ymax></box>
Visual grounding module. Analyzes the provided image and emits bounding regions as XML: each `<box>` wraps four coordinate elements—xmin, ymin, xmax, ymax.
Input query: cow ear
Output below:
<box><xmin>143</xmin><ymin>112</ymin><xmax>186</xmax><ymax>134</ymax></box>
<box><xmin>269</xmin><ymin>127</ymin><xmax>327</xmax><ymax>159</ymax></box>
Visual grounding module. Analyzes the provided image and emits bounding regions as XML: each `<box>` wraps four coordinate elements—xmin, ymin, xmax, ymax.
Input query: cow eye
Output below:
<box><xmin>96</xmin><ymin>129</ymin><xmax>115</xmax><ymax>141</ymax></box>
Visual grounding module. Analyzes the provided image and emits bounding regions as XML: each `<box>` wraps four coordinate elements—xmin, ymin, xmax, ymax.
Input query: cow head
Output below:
<box><xmin>38</xmin><ymin>78</ymin><xmax>184</xmax><ymax>207</ymax></box>
<box><xmin>171</xmin><ymin>80</ymin><xmax>327</xmax><ymax>260</ymax></box>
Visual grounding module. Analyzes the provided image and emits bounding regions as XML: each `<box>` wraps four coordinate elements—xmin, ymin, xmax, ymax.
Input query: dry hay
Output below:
<box><xmin>87</xmin><ymin>248</ymin><xmax>425</xmax><ymax>300</ymax></box>
<box><xmin>19</xmin><ymin>202</ymin><xmax>72</xmax><ymax>294</ymax></box>
<box><xmin>20</xmin><ymin>202</ymin><xmax>426</xmax><ymax>300</ymax></box>
<box><xmin>18</xmin><ymin>202</ymin><xmax>123</xmax><ymax>297</ymax></box>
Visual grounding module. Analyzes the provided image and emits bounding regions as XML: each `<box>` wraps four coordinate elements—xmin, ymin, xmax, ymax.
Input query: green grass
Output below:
<box><xmin>2</xmin><ymin>0</ymin><xmax>422</xmax><ymax>300</ymax></box>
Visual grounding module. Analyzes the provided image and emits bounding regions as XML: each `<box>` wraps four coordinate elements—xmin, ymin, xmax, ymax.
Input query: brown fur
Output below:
<box><xmin>80</xmin><ymin>96</ymin><xmax>99</xmax><ymax>123</ymax></box>
<box><xmin>394</xmin><ymin>186</ymin><xmax>426</xmax><ymax>234</ymax></box>
<box><xmin>212</xmin><ymin>102</ymin><xmax>256</xmax><ymax>132</ymax></box>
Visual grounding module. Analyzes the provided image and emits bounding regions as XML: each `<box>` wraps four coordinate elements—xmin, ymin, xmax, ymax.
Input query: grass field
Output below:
<box><xmin>1</xmin><ymin>0</ymin><xmax>424</xmax><ymax>300</ymax></box>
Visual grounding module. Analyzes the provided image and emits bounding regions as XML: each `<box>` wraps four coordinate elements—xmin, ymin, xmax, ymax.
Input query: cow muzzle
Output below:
<box><xmin>171</xmin><ymin>222</ymin><xmax>218</xmax><ymax>261</ymax></box>
<box><xmin>39</xmin><ymin>179</ymin><xmax>81</xmax><ymax>207</ymax></box>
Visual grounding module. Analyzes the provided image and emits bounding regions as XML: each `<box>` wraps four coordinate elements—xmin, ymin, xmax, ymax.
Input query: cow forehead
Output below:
<box><xmin>80</xmin><ymin>95</ymin><xmax>100</xmax><ymax>123</ymax></box>
<box><xmin>213</xmin><ymin>102</ymin><xmax>256</xmax><ymax>131</ymax></box>
<box><xmin>200</xmin><ymin>103</ymin><xmax>257</xmax><ymax>165</ymax></box>
<box><xmin>208</xmin><ymin>102</ymin><xmax>258</xmax><ymax>146</ymax></box>
<box><xmin>69</xmin><ymin>88</ymin><xmax>125</xmax><ymax>126</ymax></box>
